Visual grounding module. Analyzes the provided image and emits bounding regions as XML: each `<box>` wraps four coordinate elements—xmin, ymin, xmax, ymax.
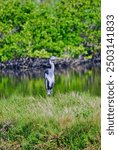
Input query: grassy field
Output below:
<box><xmin>0</xmin><ymin>92</ymin><xmax>100</xmax><ymax>149</ymax></box>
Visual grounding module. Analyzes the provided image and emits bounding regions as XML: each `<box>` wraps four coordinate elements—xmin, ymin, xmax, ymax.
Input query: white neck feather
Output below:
<box><xmin>49</xmin><ymin>60</ymin><xmax>54</xmax><ymax>72</ymax></box>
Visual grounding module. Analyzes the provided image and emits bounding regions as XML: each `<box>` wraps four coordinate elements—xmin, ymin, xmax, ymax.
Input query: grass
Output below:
<box><xmin>0</xmin><ymin>92</ymin><xmax>100</xmax><ymax>149</ymax></box>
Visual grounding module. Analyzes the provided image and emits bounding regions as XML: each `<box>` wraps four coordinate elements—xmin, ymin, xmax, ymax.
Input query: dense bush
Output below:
<box><xmin>0</xmin><ymin>0</ymin><xmax>100</xmax><ymax>61</ymax></box>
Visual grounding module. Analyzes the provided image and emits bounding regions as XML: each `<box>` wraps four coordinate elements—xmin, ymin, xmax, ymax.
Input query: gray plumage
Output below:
<box><xmin>44</xmin><ymin>57</ymin><xmax>55</xmax><ymax>95</ymax></box>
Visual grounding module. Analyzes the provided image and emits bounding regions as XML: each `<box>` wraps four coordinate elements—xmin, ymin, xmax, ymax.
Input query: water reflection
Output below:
<box><xmin>0</xmin><ymin>66</ymin><xmax>101</xmax><ymax>99</ymax></box>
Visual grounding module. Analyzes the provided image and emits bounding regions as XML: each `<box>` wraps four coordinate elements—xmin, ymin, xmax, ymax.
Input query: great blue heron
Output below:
<box><xmin>44</xmin><ymin>56</ymin><xmax>56</xmax><ymax>95</ymax></box>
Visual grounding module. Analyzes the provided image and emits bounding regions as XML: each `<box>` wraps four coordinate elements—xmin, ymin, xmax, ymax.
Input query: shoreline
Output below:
<box><xmin>0</xmin><ymin>55</ymin><xmax>101</xmax><ymax>77</ymax></box>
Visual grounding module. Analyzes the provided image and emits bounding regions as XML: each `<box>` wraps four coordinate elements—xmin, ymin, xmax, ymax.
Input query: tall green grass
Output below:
<box><xmin>0</xmin><ymin>92</ymin><xmax>100</xmax><ymax>149</ymax></box>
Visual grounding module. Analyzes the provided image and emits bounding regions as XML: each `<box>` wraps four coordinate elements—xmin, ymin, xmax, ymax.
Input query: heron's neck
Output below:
<box><xmin>49</xmin><ymin>60</ymin><xmax>54</xmax><ymax>72</ymax></box>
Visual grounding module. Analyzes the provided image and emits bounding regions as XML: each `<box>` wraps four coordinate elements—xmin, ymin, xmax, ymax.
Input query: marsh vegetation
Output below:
<box><xmin>0</xmin><ymin>66</ymin><xmax>101</xmax><ymax>149</ymax></box>
<box><xmin>0</xmin><ymin>92</ymin><xmax>100</xmax><ymax>149</ymax></box>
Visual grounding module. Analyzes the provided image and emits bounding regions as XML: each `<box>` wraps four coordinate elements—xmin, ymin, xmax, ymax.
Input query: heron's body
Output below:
<box><xmin>44</xmin><ymin>58</ymin><xmax>55</xmax><ymax>95</ymax></box>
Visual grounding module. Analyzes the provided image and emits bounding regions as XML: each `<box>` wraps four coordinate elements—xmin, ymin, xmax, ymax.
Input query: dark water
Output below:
<box><xmin>0</xmin><ymin>66</ymin><xmax>101</xmax><ymax>99</ymax></box>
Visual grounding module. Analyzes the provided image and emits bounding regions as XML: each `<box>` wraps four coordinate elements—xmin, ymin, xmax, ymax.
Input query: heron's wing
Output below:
<box><xmin>44</xmin><ymin>69</ymin><xmax>54</xmax><ymax>92</ymax></box>
<box><xmin>44</xmin><ymin>69</ymin><xmax>49</xmax><ymax>76</ymax></box>
<box><xmin>50</xmin><ymin>82</ymin><xmax>54</xmax><ymax>89</ymax></box>
<box><xmin>44</xmin><ymin>69</ymin><xmax>49</xmax><ymax>81</ymax></box>
<box><xmin>45</xmin><ymin>78</ymin><xmax>54</xmax><ymax>90</ymax></box>
<box><xmin>44</xmin><ymin>69</ymin><xmax>54</xmax><ymax>79</ymax></box>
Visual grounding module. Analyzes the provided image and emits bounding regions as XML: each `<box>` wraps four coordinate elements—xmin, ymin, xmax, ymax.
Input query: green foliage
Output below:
<box><xmin>0</xmin><ymin>0</ymin><xmax>100</xmax><ymax>61</ymax></box>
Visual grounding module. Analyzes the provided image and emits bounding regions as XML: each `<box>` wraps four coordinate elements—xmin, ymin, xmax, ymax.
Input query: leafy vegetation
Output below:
<box><xmin>0</xmin><ymin>92</ymin><xmax>100</xmax><ymax>149</ymax></box>
<box><xmin>0</xmin><ymin>0</ymin><xmax>100</xmax><ymax>61</ymax></box>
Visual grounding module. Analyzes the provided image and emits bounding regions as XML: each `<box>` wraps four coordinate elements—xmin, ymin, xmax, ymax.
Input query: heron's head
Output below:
<box><xmin>49</xmin><ymin>56</ymin><xmax>58</xmax><ymax>64</ymax></box>
<box><xmin>49</xmin><ymin>56</ymin><xmax>57</xmax><ymax>61</ymax></box>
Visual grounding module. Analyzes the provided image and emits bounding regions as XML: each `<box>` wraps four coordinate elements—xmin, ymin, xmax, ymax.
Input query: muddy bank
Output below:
<box><xmin>0</xmin><ymin>55</ymin><xmax>100</xmax><ymax>77</ymax></box>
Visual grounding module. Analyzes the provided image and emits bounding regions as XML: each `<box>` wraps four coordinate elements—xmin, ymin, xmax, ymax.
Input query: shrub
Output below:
<box><xmin>0</xmin><ymin>0</ymin><xmax>100</xmax><ymax>61</ymax></box>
